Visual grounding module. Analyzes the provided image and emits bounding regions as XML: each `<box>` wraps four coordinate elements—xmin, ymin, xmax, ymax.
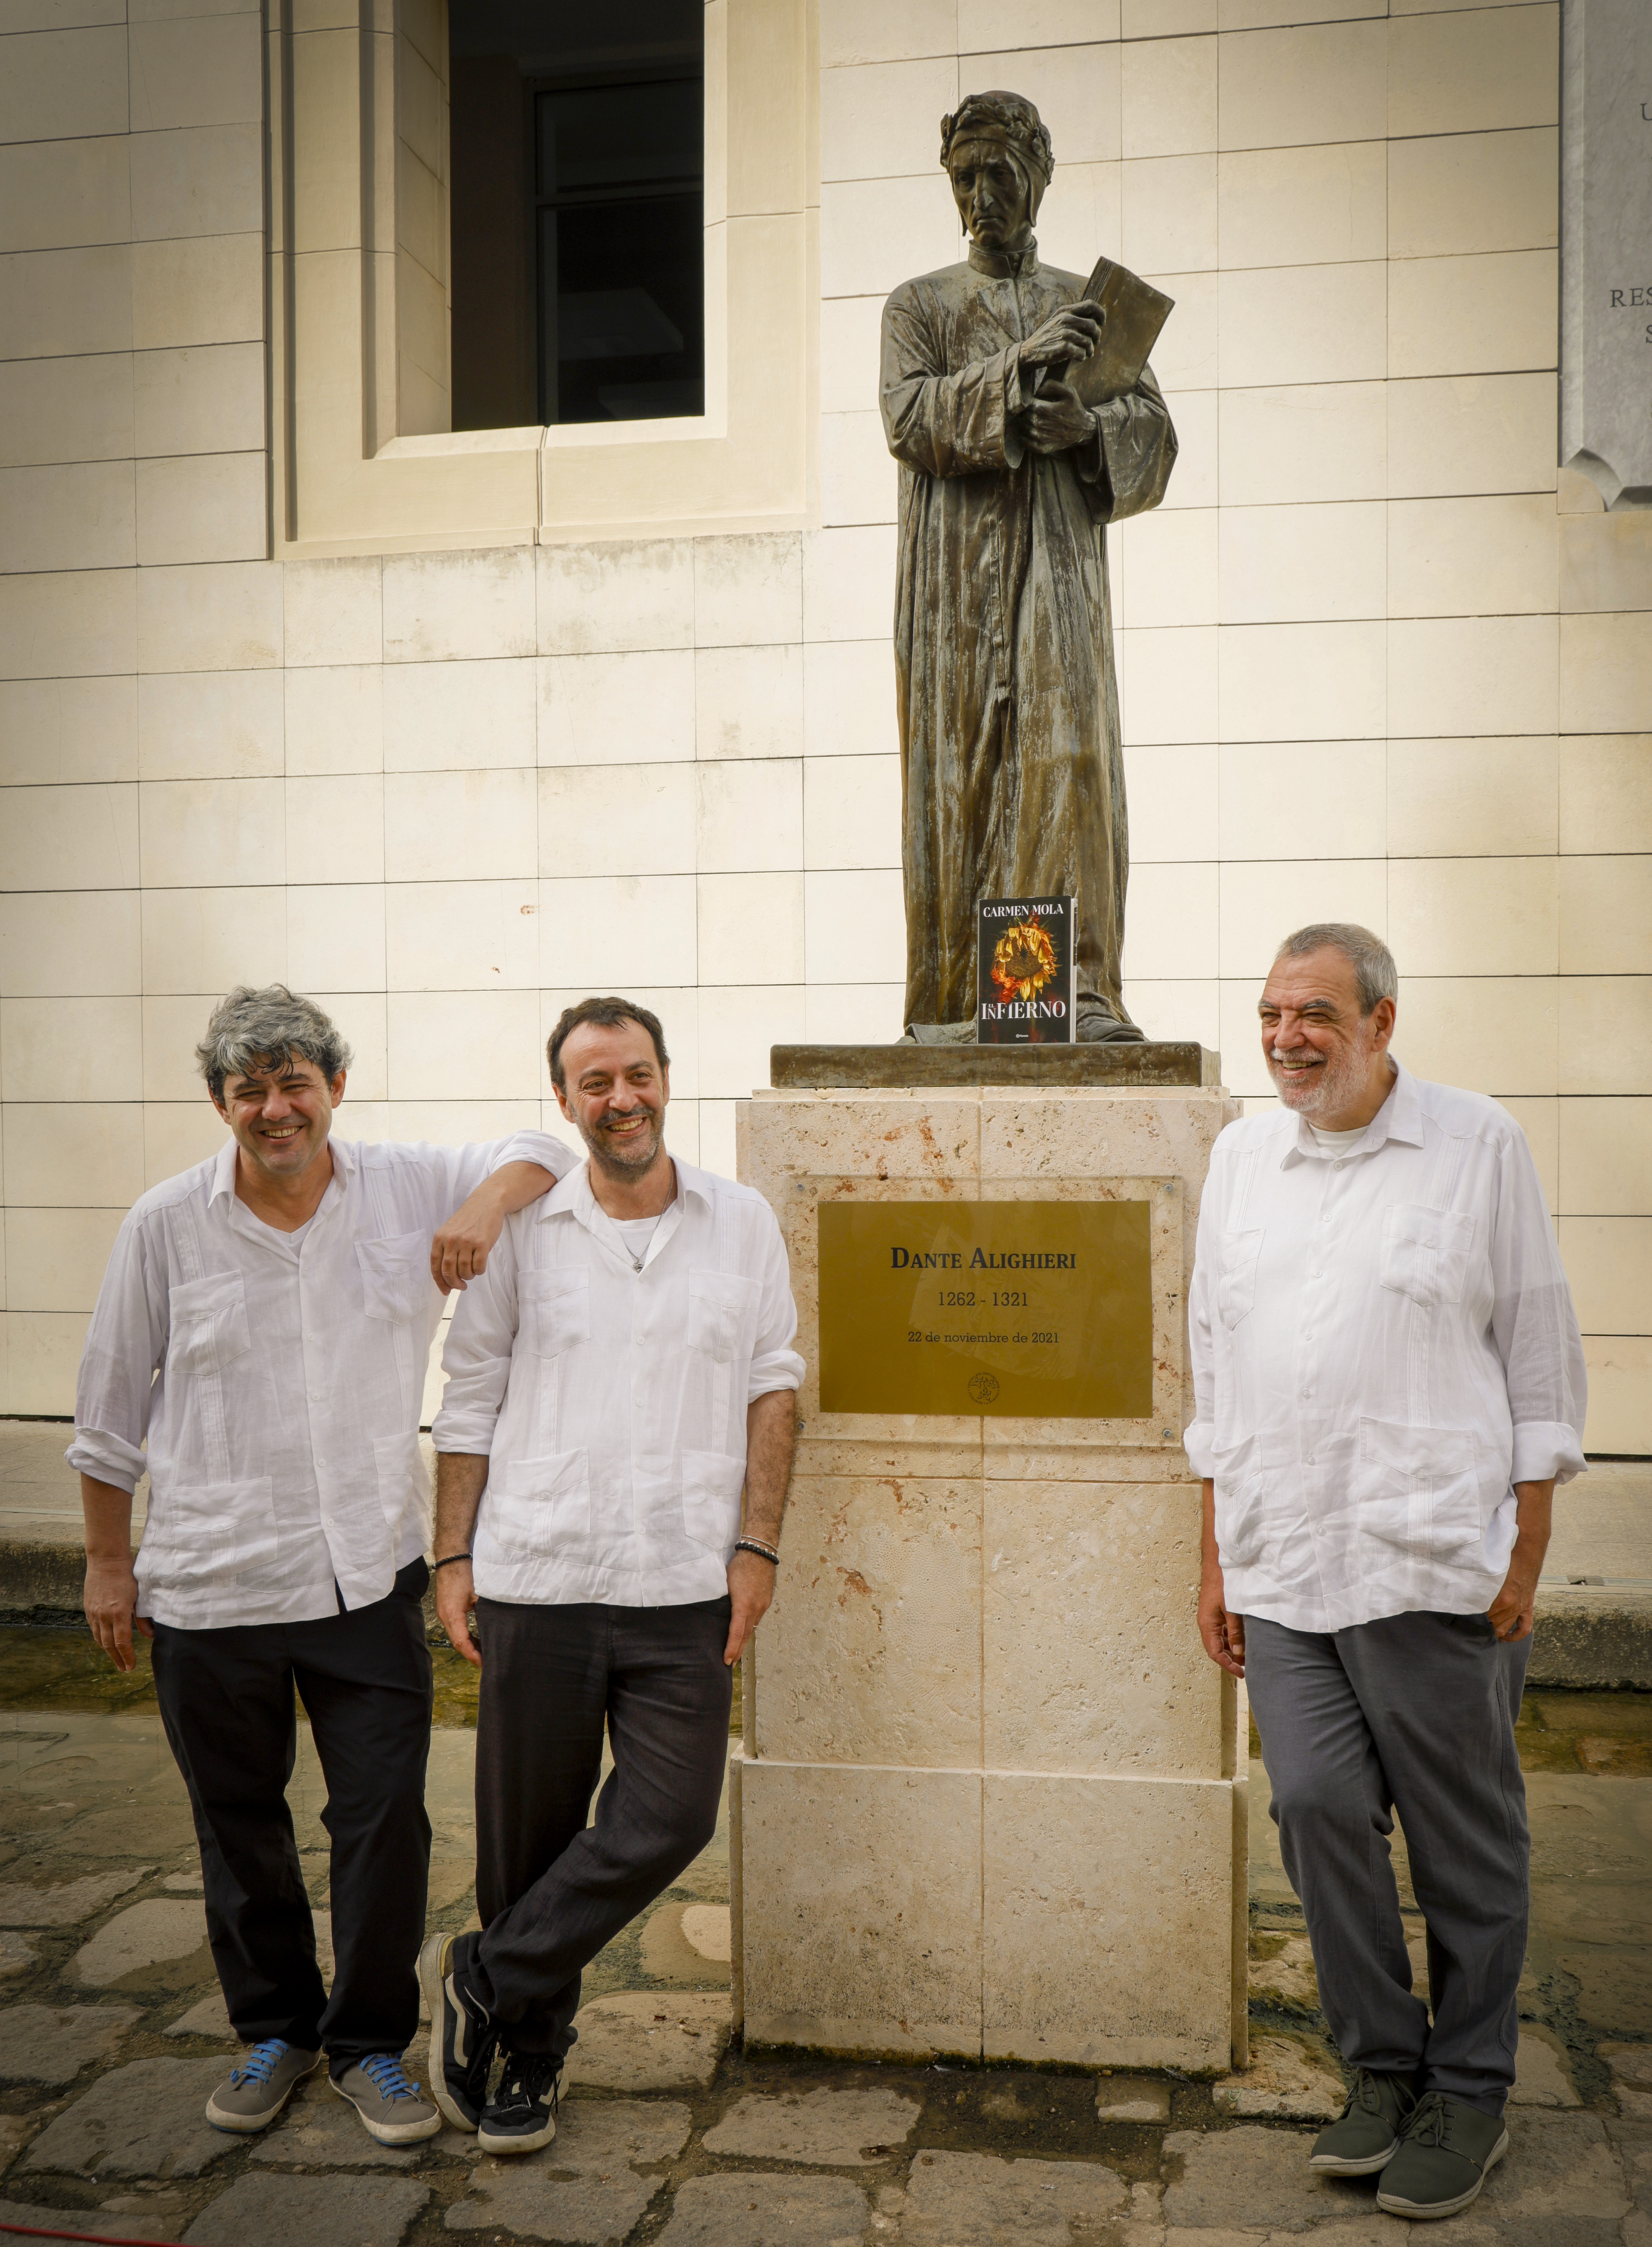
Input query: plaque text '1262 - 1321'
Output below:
<box><xmin>817</xmin><ymin>1199</ymin><xmax>1153</xmax><ymax>1419</ymax></box>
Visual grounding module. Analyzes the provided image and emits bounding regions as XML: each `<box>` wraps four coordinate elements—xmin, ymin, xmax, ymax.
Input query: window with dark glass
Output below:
<box><xmin>449</xmin><ymin>3</ymin><xmax>704</xmax><ymax>433</ymax></box>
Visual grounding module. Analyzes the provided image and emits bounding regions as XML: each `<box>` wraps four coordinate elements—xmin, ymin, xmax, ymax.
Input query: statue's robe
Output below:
<box><xmin>880</xmin><ymin>238</ymin><xmax>1176</xmax><ymax>1030</ymax></box>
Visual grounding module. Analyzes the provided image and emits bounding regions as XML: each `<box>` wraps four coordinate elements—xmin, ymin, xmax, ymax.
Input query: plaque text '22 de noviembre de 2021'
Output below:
<box><xmin>817</xmin><ymin>1200</ymin><xmax>1153</xmax><ymax>1419</ymax></box>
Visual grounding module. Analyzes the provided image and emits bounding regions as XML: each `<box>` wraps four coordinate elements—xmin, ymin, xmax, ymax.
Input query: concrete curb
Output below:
<box><xmin>1525</xmin><ymin>1585</ymin><xmax>1652</xmax><ymax>1690</ymax></box>
<box><xmin>2</xmin><ymin>1534</ymin><xmax>1647</xmax><ymax>1684</ymax></box>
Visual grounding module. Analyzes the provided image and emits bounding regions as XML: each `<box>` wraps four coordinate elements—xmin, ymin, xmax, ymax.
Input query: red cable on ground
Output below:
<box><xmin>0</xmin><ymin>2223</ymin><xmax>182</xmax><ymax>2245</ymax></box>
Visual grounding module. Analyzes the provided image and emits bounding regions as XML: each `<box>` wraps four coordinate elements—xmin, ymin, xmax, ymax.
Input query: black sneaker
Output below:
<box><xmin>1309</xmin><ymin>2066</ymin><xmax>1418</xmax><ymax>2175</ymax></box>
<box><xmin>418</xmin><ymin>1929</ymin><xmax>496</xmax><ymax>2132</ymax></box>
<box><xmin>477</xmin><ymin>2050</ymin><xmax>563</xmax><ymax>2155</ymax></box>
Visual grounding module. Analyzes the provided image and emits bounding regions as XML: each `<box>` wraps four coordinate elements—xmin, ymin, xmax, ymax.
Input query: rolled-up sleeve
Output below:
<box><xmin>433</xmin><ymin>1225</ymin><xmax>521</xmax><ymax>1456</ymax></box>
<box><xmin>421</xmin><ymin>1131</ymin><xmax>577</xmax><ymax>1211</ymax></box>
<box><xmin>66</xmin><ymin>1214</ymin><xmax>168</xmax><ymax>1493</ymax></box>
<box><xmin>1490</xmin><ymin>1132</ymin><xmax>1588</xmax><ymax>1485</ymax></box>
<box><xmin>748</xmin><ymin>1207</ymin><xmax>806</xmax><ymax>1402</ymax></box>
<box><xmin>1183</xmin><ymin>1157</ymin><xmax>1221</xmax><ymax>1480</ymax></box>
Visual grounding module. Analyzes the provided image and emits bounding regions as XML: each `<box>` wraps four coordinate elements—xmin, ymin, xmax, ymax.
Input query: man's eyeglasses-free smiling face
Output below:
<box><xmin>213</xmin><ymin>1054</ymin><xmax>344</xmax><ymax>1184</ymax></box>
<box><xmin>1258</xmin><ymin>946</ymin><xmax>1396</xmax><ymax>1128</ymax></box>
<box><xmin>554</xmin><ymin>1020</ymin><xmax>669</xmax><ymax>1182</ymax></box>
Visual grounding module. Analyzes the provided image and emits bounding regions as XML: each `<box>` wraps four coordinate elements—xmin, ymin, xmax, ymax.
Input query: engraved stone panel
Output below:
<box><xmin>1562</xmin><ymin>0</ymin><xmax>1652</xmax><ymax>506</ymax></box>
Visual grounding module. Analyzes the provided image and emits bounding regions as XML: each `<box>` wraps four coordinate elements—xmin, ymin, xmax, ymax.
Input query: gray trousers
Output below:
<box><xmin>1244</xmin><ymin>1609</ymin><xmax>1531</xmax><ymax>2114</ymax></box>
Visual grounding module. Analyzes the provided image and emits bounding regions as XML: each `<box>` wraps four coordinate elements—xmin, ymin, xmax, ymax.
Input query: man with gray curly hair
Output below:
<box><xmin>70</xmin><ymin>984</ymin><xmax>575</xmax><ymax>2148</ymax></box>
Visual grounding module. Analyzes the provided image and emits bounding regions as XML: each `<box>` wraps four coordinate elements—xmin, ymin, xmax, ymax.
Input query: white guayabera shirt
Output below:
<box><xmin>433</xmin><ymin>1158</ymin><xmax>805</xmax><ymax>1607</ymax></box>
<box><xmin>1185</xmin><ymin>1062</ymin><xmax>1587</xmax><ymax>1635</ymax></box>
<box><xmin>69</xmin><ymin>1131</ymin><xmax>573</xmax><ymax>1629</ymax></box>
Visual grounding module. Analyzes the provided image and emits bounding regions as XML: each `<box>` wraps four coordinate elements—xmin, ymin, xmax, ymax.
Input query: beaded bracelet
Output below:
<box><xmin>733</xmin><ymin>1536</ymin><xmax>780</xmax><ymax>1565</ymax></box>
<box><xmin>432</xmin><ymin>1552</ymin><xmax>472</xmax><ymax>1571</ymax></box>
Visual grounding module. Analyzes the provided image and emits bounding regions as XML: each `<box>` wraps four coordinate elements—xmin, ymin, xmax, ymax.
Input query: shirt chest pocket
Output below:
<box><xmin>168</xmin><ymin>1272</ymin><xmax>252</xmax><ymax>1375</ymax></box>
<box><xmin>1215</xmin><ymin>1230</ymin><xmax>1264</xmax><ymax>1331</ymax></box>
<box><xmin>521</xmin><ymin>1267</ymin><xmax>591</xmax><ymax>1359</ymax></box>
<box><xmin>356</xmin><ymin>1229</ymin><xmax>435</xmax><ymax>1325</ymax></box>
<box><xmin>1380</xmin><ymin>1203</ymin><xmax>1476</xmax><ymax>1309</ymax></box>
<box><xmin>687</xmin><ymin>1270</ymin><xmax>759</xmax><ymax>1362</ymax></box>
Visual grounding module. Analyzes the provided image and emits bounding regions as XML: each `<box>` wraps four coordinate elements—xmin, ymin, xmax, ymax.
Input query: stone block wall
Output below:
<box><xmin>0</xmin><ymin>0</ymin><xmax>1647</xmax><ymax>1447</ymax></box>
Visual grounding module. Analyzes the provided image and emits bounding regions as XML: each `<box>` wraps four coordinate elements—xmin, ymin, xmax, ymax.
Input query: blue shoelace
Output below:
<box><xmin>229</xmin><ymin>2037</ymin><xmax>290</xmax><ymax>2088</ymax></box>
<box><xmin>359</xmin><ymin>2051</ymin><xmax>423</xmax><ymax>2103</ymax></box>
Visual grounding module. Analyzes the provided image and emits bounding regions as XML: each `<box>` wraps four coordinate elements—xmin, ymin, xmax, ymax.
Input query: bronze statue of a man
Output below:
<box><xmin>881</xmin><ymin>92</ymin><xmax>1176</xmax><ymax>1040</ymax></box>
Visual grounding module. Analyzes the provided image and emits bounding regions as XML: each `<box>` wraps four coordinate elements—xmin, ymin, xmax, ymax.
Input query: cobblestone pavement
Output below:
<box><xmin>1</xmin><ymin>1645</ymin><xmax>1649</xmax><ymax>2245</ymax></box>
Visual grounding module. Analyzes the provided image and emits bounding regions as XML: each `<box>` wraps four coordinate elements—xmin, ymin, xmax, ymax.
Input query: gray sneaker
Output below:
<box><xmin>204</xmin><ymin>2038</ymin><xmax>322</xmax><ymax>2133</ymax></box>
<box><xmin>1376</xmin><ymin>2091</ymin><xmax>1508</xmax><ymax>2219</ymax></box>
<box><xmin>331</xmin><ymin>2053</ymin><xmax>442</xmax><ymax>2145</ymax></box>
<box><xmin>1309</xmin><ymin>2067</ymin><xmax>1418</xmax><ymax>2175</ymax></box>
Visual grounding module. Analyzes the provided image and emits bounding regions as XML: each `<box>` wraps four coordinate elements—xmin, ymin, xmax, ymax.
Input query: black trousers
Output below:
<box><xmin>469</xmin><ymin>1596</ymin><xmax>732</xmax><ymax>2059</ymax></box>
<box><xmin>150</xmin><ymin>1557</ymin><xmax>433</xmax><ymax>2066</ymax></box>
<box><xmin>1245</xmin><ymin>1609</ymin><xmax>1532</xmax><ymax>2114</ymax></box>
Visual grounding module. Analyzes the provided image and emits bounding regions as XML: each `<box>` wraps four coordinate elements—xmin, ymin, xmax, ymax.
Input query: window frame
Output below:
<box><xmin>268</xmin><ymin>0</ymin><xmax>815</xmax><ymax>557</ymax></box>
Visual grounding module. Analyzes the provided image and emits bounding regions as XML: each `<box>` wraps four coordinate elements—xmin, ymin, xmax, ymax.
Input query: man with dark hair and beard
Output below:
<box><xmin>1189</xmin><ymin>924</ymin><xmax>1587</xmax><ymax>2223</ymax></box>
<box><xmin>420</xmin><ymin>997</ymin><xmax>803</xmax><ymax>2154</ymax></box>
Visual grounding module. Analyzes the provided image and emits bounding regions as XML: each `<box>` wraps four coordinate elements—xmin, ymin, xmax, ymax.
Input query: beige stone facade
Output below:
<box><xmin>0</xmin><ymin>0</ymin><xmax>1647</xmax><ymax>1449</ymax></box>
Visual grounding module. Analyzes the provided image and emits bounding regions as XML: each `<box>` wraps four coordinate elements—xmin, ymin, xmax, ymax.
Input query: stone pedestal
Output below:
<box><xmin>731</xmin><ymin>1046</ymin><xmax>1247</xmax><ymax>2073</ymax></box>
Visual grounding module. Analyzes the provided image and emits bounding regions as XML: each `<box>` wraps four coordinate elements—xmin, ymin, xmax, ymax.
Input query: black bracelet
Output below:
<box><xmin>432</xmin><ymin>1552</ymin><xmax>472</xmax><ymax>1571</ymax></box>
<box><xmin>733</xmin><ymin>1537</ymin><xmax>780</xmax><ymax>1565</ymax></box>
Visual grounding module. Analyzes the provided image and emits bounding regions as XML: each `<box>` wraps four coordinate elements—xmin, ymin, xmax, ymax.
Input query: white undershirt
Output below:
<box><xmin>612</xmin><ymin>1214</ymin><xmax>663</xmax><ymax>1269</ymax></box>
<box><xmin>1307</xmin><ymin>1122</ymin><xmax>1370</xmax><ymax>1153</ymax></box>
<box><xmin>245</xmin><ymin>1209</ymin><xmax>316</xmax><ymax>1255</ymax></box>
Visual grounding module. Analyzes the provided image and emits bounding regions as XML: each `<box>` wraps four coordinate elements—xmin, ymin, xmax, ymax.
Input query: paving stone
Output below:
<box><xmin>1449</xmin><ymin>2110</ymin><xmax>1631</xmax><ymax>2239</ymax></box>
<box><xmin>0</xmin><ymin>1869</ymin><xmax>150</xmax><ymax>1927</ymax></box>
<box><xmin>1608</xmin><ymin>2113</ymin><xmax>1652</xmax><ymax>2233</ymax></box>
<box><xmin>164</xmin><ymin>1990</ymin><xmax>234</xmax><ymax>2040</ymax></box>
<box><xmin>899</xmin><ymin>2150</ymin><xmax>1128</xmax><ymax>2243</ymax></box>
<box><xmin>23</xmin><ymin>2057</ymin><xmax>238</xmax><ymax>2180</ymax></box>
<box><xmin>162</xmin><ymin>1874</ymin><xmax>204</xmax><ymax>1893</ymax></box>
<box><xmin>0</xmin><ymin>2201</ymin><xmax>186</xmax><ymax>2244</ymax></box>
<box><xmin>1161</xmin><ymin>2123</ymin><xmax>1354</xmax><ymax>2231</ymax></box>
<box><xmin>445</xmin><ymin>2099</ymin><xmax>692</xmax><ymax>2242</ymax></box>
<box><xmin>681</xmin><ymin>1902</ymin><xmax>732</xmax><ymax>1961</ymax></box>
<box><xmin>0</xmin><ymin>2115</ymin><xmax>39</xmax><ymax>2170</ymax></box>
<box><xmin>564</xmin><ymin>1992</ymin><xmax>732</xmax><ymax>2092</ymax></box>
<box><xmin>0</xmin><ymin>2002</ymin><xmax>140</xmax><ymax>2085</ymax></box>
<box><xmin>702</xmin><ymin>2087</ymin><xmax>920</xmax><ymax>2167</ymax></box>
<box><xmin>639</xmin><ymin>1900</ymin><xmax>731</xmax><ymax>1986</ymax></box>
<box><xmin>0</xmin><ymin>1932</ymin><xmax>38</xmax><ymax>1977</ymax></box>
<box><xmin>71</xmin><ymin>1899</ymin><xmax>210</xmax><ymax>1987</ymax></box>
<box><xmin>183</xmin><ymin>2171</ymin><xmax>429</xmax><ymax>2246</ymax></box>
<box><xmin>426</xmin><ymin>1858</ymin><xmax>476</xmax><ymax>1913</ymax></box>
<box><xmin>1603</xmin><ymin>2043</ymin><xmax>1652</xmax><ymax>2092</ymax></box>
<box><xmin>655</xmin><ymin>2173</ymin><xmax>870</xmax><ymax>2247</ymax></box>
<box><xmin>1248</xmin><ymin>1930</ymin><xmax>1320</xmax><ymax>2012</ymax></box>
<box><xmin>1095</xmin><ymin>2075</ymin><xmax>1171</xmax><ymax>2123</ymax></box>
<box><xmin>1511</xmin><ymin>2027</ymin><xmax>1581</xmax><ymax>2107</ymax></box>
<box><xmin>251</xmin><ymin>2076</ymin><xmax>473</xmax><ymax>2167</ymax></box>
<box><xmin>1212</xmin><ymin>2035</ymin><xmax>1345</xmax><ymax>2120</ymax></box>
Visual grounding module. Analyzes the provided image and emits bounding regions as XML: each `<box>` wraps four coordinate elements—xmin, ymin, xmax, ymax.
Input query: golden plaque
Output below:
<box><xmin>818</xmin><ymin>1200</ymin><xmax>1153</xmax><ymax>1418</ymax></box>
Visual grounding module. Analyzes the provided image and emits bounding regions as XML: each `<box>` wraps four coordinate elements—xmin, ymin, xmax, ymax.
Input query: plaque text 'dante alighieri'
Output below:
<box><xmin>817</xmin><ymin>1199</ymin><xmax>1153</xmax><ymax>1418</ymax></box>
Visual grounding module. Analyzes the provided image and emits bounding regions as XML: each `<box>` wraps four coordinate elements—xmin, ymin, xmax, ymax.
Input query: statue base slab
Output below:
<box><xmin>731</xmin><ymin>1058</ymin><xmax>1248</xmax><ymax>2071</ymax></box>
<box><xmin>769</xmin><ymin>1040</ymin><xmax>1217</xmax><ymax>1090</ymax></box>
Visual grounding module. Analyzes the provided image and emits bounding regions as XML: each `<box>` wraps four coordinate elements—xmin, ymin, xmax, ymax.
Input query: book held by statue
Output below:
<box><xmin>1045</xmin><ymin>255</ymin><xmax>1175</xmax><ymax>405</ymax></box>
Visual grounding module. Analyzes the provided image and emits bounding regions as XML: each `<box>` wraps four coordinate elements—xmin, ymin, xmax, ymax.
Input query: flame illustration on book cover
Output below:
<box><xmin>989</xmin><ymin>915</ymin><xmax>1059</xmax><ymax>1003</ymax></box>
